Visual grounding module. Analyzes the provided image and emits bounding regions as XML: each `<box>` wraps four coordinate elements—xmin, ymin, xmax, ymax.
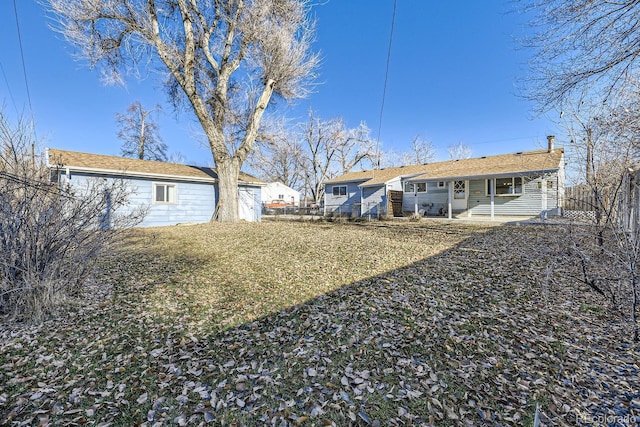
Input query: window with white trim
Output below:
<box><xmin>404</xmin><ymin>182</ymin><xmax>427</xmax><ymax>193</ymax></box>
<box><xmin>154</xmin><ymin>183</ymin><xmax>177</xmax><ymax>203</ymax></box>
<box><xmin>487</xmin><ymin>177</ymin><xmax>524</xmax><ymax>196</ymax></box>
<box><xmin>437</xmin><ymin>181</ymin><xmax>446</xmax><ymax>188</ymax></box>
<box><xmin>332</xmin><ymin>185</ymin><xmax>347</xmax><ymax>196</ymax></box>
<box><xmin>453</xmin><ymin>180</ymin><xmax>466</xmax><ymax>199</ymax></box>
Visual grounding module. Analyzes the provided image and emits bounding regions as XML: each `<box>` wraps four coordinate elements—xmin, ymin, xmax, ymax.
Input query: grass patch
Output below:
<box><xmin>1</xmin><ymin>221</ymin><xmax>638</xmax><ymax>426</ymax></box>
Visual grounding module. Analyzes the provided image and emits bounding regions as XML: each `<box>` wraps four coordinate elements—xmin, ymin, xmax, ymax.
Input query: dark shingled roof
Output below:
<box><xmin>47</xmin><ymin>148</ymin><xmax>262</xmax><ymax>184</ymax></box>
<box><xmin>325</xmin><ymin>149</ymin><xmax>564</xmax><ymax>187</ymax></box>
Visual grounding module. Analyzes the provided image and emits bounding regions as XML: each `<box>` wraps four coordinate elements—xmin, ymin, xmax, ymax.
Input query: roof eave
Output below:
<box><xmin>49</xmin><ymin>164</ymin><xmax>218</xmax><ymax>183</ymax></box>
<box><xmin>408</xmin><ymin>167</ymin><xmax>561</xmax><ymax>182</ymax></box>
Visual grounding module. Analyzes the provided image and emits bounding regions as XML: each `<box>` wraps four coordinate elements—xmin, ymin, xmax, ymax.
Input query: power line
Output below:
<box><xmin>0</xmin><ymin>61</ymin><xmax>20</xmax><ymax>116</ymax></box>
<box><xmin>375</xmin><ymin>0</ymin><xmax>397</xmax><ymax>168</ymax></box>
<box><xmin>12</xmin><ymin>0</ymin><xmax>37</xmax><ymax>142</ymax></box>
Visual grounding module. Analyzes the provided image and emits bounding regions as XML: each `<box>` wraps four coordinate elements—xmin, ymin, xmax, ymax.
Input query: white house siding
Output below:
<box><xmin>325</xmin><ymin>182</ymin><xmax>362</xmax><ymax>215</ymax></box>
<box><xmin>467</xmin><ymin>174</ymin><xmax>561</xmax><ymax>216</ymax></box>
<box><xmin>401</xmin><ymin>182</ymin><xmax>448</xmax><ymax>215</ymax></box>
<box><xmin>262</xmin><ymin>182</ymin><xmax>300</xmax><ymax>205</ymax></box>
<box><xmin>386</xmin><ymin>177</ymin><xmax>403</xmax><ymax>191</ymax></box>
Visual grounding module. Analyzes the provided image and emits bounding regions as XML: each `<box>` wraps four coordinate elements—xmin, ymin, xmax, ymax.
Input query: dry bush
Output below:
<box><xmin>0</xmin><ymin>114</ymin><xmax>145</xmax><ymax>321</ymax></box>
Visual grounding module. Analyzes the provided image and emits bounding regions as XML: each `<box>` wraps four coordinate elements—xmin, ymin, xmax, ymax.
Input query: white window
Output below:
<box><xmin>154</xmin><ymin>183</ymin><xmax>177</xmax><ymax>203</ymax></box>
<box><xmin>332</xmin><ymin>185</ymin><xmax>347</xmax><ymax>196</ymax></box>
<box><xmin>437</xmin><ymin>181</ymin><xmax>446</xmax><ymax>188</ymax></box>
<box><xmin>487</xmin><ymin>177</ymin><xmax>524</xmax><ymax>196</ymax></box>
<box><xmin>404</xmin><ymin>182</ymin><xmax>427</xmax><ymax>193</ymax></box>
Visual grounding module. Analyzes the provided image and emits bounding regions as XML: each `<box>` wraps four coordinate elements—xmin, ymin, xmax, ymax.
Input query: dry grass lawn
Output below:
<box><xmin>1</xmin><ymin>220</ymin><xmax>638</xmax><ymax>426</ymax></box>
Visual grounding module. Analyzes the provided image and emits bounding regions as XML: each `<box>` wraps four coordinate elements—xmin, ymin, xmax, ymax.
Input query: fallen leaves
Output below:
<box><xmin>1</xmin><ymin>221</ymin><xmax>639</xmax><ymax>425</ymax></box>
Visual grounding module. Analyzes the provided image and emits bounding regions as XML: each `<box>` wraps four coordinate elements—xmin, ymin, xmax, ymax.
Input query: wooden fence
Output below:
<box><xmin>565</xmin><ymin>172</ymin><xmax>640</xmax><ymax>234</ymax></box>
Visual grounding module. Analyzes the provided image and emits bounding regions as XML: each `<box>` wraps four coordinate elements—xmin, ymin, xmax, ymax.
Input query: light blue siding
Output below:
<box><xmin>402</xmin><ymin>182</ymin><xmax>448</xmax><ymax>215</ymax></box>
<box><xmin>328</xmin><ymin>171</ymin><xmax>563</xmax><ymax>218</ymax></box>
<box><xmin>361</xmin><ymin>185</ymin><xmax>387</xmax><ymax>216</ymax></box>
<box><xmin>58</xmin><ymin>170</ymin><xmax>261</xmax><ymax>226</ymax></box>
<box><xmin>468</xmin><ymin>173</ymin><xmax>562</xmax><ymax>216</ymax></box>
<box><xmin>325</xmin><ymin>182</ymin><xmax>362</xmax><ymax>215</ymax></box>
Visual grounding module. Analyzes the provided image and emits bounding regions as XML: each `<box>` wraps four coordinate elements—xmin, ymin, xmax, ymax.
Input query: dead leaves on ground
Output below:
<box><xmin>1</xmin><ymin>221</ymin><xmax>639</xmax><ymax>426</ymax></box>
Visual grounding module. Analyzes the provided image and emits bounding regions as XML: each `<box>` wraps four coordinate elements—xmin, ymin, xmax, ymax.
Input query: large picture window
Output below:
<box><xmin>332</xmin><ymin>185</ymin><xmax>347</xmax><ymax>196</ymax></box>
<box><xmin>154</xmin><ymin>183</ymin><xmax>177</xmax><ymax>203</ymax></box>
<box><xmin>487</xmin><ymin>177</ymin><xmax>524</xmax><ymax>196</ymax></box>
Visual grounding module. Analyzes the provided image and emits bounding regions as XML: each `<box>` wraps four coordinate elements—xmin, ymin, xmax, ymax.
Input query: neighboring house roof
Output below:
<box><xmin>47</xmin><ymin>148</ymin><xmax>263</xmax><ymax>185</ymax></box>
<box><xmin>326</xmin><ymin>149</ymin><xmax>564</xmax><ymax>187</ymax></box>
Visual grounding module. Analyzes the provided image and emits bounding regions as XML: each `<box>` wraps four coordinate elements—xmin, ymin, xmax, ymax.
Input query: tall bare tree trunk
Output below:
<box><xmin>216</xmin><ymin>157</ymin><xmax>240</xmax><ymax>223</ymax></box>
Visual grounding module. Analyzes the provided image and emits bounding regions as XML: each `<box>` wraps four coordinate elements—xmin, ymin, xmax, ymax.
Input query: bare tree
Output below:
<box><xmin>48</xmin><ymin>0</ymin><xmax>319</xmax><ymax>222</ymax></box>
<box><xmin>401</xmin><ymin>135</ymin><xmax>436</xmax><ymax>165</ymax></box>
<box><xmin>334</xmin><ymin>120</ymin><xmax>374</xmax><ymax>173</ymax></box>
<box><xmin>0</xmin><ymin>112</ymin><xmax>145</xmax><ymax>321</ymax></box>
<box><xmin>249</xmin><ymin>123</ymin><xmax>305</xmax><ymax>190</ymax></box>
<box><xmin>533</xmin><ymin>93</ymin><xmax>640</xmax><ymax>341</ymax></box>
<box><xmin>522</xmin><ymin>0</ymin><xmax>640</xmax><ymax>110</ymax></box>
<box><xmin>299</xmin><ymin>111</ymin><xmax>374</xmax><ymax>205</ymax></box>
<box><xmin>167</xmin><ymin>151</ymin><xmax>187</xmax><ymax>164</ymax></box>
<box><xmin>117</xmin><ymin>101</ymin><xmax>167</xmax><ymax>161</ymax></box>
<box><xmin>447</xmin><ymin>142</ymin><xmax>472</xmax><ymax>160</ymax></box>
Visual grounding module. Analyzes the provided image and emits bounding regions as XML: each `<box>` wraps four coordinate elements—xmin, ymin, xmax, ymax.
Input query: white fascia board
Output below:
<box><xmin>239</xmin><ymin>180</ymin><xmax>266</xmax><ymax>187</ymax></box>
<box><xmin>358</xmin><ymin>182</ymin><xmax>387</xmax><ymax>188</ymax></box>
<box><xmin>407</xmin><ymin>168</ymin><xmax>560</xmax><ymax>182</ymax></box>
<box><xmin>327</xmin><ymin>179</ymin><xmax>369</xmax><ymax>186</ymax></box>
<box><xmin>48</xmin><ymin>165</ymin><xmax>217</xmax><ymax>183</ymax></box>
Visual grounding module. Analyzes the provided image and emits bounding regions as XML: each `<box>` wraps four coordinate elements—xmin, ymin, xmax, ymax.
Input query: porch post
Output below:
<box><xmin>448</xmin><ymin>181</ymin><xmax>453</xmax><ymax>219</ymax></box>
<box><xmin>414</xmin><ymin>189</ymin><xmax>418</xmax><ymax>215</ymax></box>
<box><xmin>490</xmin><ymin>179</ymin><xmax>495</xmax><ymax>220</ymax></box>
<box><xmin>541</xmin><ymin>178</ymin><xmax>548</xmax><ymax>214</ymax></box>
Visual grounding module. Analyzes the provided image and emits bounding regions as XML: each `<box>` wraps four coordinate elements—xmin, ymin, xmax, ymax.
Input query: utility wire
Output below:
<box><xmin>0</xmin><ymin>61</ymin><xmax>20</xmax><ymax>116</ymax></box>
<box><xmin>375</xmin><ymin>0</ymin><xmax>397</xmax><ymax>168</ymax></box>
<box><xmin>12</xmin><ymin>0</ymin><xmax>37</xmax><ymax>145</ymax></box>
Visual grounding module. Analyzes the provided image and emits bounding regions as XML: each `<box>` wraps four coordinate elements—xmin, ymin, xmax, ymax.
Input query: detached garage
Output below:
<box><xmin>47</xmin><ymin>148</ymin><xmax>263</xmax><ymax>226</ymax></box>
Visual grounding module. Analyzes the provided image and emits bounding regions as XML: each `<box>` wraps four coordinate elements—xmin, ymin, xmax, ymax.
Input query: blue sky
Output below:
<box><xmin>0</xmin><ymin>1</ymin><xmax>558</xmax><ymax>167</ymax></box>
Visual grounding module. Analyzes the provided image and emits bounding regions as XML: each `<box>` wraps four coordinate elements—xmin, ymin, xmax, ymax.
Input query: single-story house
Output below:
<box><xmin>261</xmin><ymin>181</ymin><xmax>301</xmax><ymax>206</ymax></box>
<box><xmin>46</xmin><ymin>148</ymin><xmax>264</xmax><ymax>226</ymax></box>
<box><xmin>324</xmin><ymin>138</ymin><xmax>565</xmax><ymax>219</ymax></box>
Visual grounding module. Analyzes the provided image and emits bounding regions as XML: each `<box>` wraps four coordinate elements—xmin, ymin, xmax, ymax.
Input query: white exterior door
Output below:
<box><xmin>452</xmin><ymin>180</ymin><xmax>468</xmax><ymax>211</ymax></box>
<box><xmin>238</xmin><ymin>188</ymin><xmax>254</xmax><ymax>221</ymax></box>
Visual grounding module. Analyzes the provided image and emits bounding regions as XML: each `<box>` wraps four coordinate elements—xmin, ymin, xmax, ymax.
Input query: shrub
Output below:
<box><xmin>0</xmin><ymin>114</ymin><xmax>145</xmax><ymax>321</ymax></box>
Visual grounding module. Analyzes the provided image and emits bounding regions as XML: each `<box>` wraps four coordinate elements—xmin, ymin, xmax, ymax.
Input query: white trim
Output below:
<box><xmin>53</xmin><ymin>165</ymin><xmax>216</xmax><ymax>183</ymax></box>
<box><xmin>153</xmin><ymin>182</ymin><xmax>178</xmax><ymax>204</ymax></box>
<box><xmin>404</xmin><ymin>182</ymin><xmax>427</xmax><ymax>193</ymax></box>
<box><xmin>447</xmin><ymin>181</ymin><xmax>453</xmax><ymax>219</ymax></box>
<box><xmin>486</xmin><ymin>177</ymin><xmax>525</xmax><ymax>196</ymax></box>
<box><xmin>332</xmin><ymin>185</ymin><xmax>347</xmax><ymax>196</ymax></box>
<box><xmin>46</xmin><ymin>164</ymin><xmax>265</xmax><ymax>186</ymax></box>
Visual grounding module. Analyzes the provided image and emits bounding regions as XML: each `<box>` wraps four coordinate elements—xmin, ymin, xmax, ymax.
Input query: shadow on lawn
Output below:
<box><xmin>116</xmin><ymin>223</ymin><xmax>638</xmax><ymax>426</ymax></box>
<box><xmin>2</xmin><ymin>223</ymin><xmax>638</xmax><ymax>426</ymax></box>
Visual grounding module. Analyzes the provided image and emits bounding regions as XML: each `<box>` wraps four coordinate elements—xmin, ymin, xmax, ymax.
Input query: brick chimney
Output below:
<box><xmin>547</xmin><ymin>135</ymin><xmax>555</xmax><ymax>152</ymax></box>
